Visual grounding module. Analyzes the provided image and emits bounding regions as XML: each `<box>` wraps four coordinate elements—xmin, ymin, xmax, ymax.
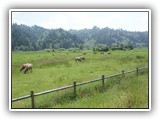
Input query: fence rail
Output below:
<box><xmin>12</xmin><ymin>66</ymin><xmax>148</xmax><ymax>108</ymax></box>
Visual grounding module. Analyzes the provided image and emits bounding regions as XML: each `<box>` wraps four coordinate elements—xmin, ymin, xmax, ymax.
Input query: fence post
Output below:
<box><xmin>30</xmin><ymin>91</ymin><xmax>35</xmax><ymax>108</ymax></box>
<box><xmin>137</xmin><ymin>67</ymin><xmax>139</xmax><ymax>75</ymax></box>
<box><xmin>122</xmin><ymin>70</ymin><xmax>124</xmax><ymax>76</ymax></box>
<box><xmin>73</xmin><ymin>81</ymin><xmax>76</xmax><ymax>99</ymax></box>
<box><xmin>102</xmin><ymin>75</ymin><xmax>106</xmax><ymax>91</ymax></box>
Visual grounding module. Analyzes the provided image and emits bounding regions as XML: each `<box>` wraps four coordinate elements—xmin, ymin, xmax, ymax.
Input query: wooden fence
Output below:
<box><xmin>12</xmin><ymin>66</ymin><xmax>148</xmax><ymax>108</ymax></box>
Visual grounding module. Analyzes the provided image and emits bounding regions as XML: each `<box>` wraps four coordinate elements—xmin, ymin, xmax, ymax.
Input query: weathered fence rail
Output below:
<box><xmin>12</xmin><ymin>84</ymin><xmax>74</xmax><ymax>102</ymax></box>
<box><xmin>12</xmin><ymin>66</ymin><xmax>148</xmax><ymax>108</ymax></box>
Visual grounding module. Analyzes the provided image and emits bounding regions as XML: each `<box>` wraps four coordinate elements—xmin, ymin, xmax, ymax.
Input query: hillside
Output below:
<box><xmin>11</xmin><ymin>24</ymin><xmax>148</xmax><ymax>51</ymax></box>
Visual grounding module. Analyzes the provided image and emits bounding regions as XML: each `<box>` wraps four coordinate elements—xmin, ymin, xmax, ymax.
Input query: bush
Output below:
<box><xmin>111</xmin><ymin>43</ymin><xmax>134</xmax><ymax>51</ymax></box>
<box><xmin>93</xmin><ymin>44</ymin><xmax>109</xmax><ymax>52</ymax></box>
<box><xmin>58</xmin><ymin>48</ymin><xmax>66</xmax><ymax>51</ymax></box>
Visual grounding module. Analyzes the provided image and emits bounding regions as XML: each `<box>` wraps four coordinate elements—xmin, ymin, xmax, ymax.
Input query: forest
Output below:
<box><xmin>11</xmin><ymin>24</ymin><xmax>148</xmax><ymax>51</ymax></box>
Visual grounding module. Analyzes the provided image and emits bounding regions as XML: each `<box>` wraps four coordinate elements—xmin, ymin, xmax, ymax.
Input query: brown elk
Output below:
<box><xmin>20</xmin><ymin>63</ymin><xmax>33</xmax><ymax>74</ymax></box>
<box><xmin>75</xmin><ymin>56</ymin><xmax>85</xmax><ymax>62</ymax></box>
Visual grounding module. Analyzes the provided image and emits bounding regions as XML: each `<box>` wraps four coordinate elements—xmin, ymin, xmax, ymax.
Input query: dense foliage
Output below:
<box><xmin>11</xmin><ymin>24</ymin><xmax>148</xmax><ymax>51</ymax></box>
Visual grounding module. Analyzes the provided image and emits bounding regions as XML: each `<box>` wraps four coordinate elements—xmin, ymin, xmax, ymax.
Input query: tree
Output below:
<box><xmin>93</xmin><ymin>44</ymin><xmax>109</xmax><ymax>52</ymax></box>
<box><xmin>79</xmin><ymin>44</ymin><xmax>83</xmax><ymax>50</ymax></box>
<box><xmin>11</xmin><ymin>24</ymin><xmax>148</xmax><ymax>51</ymax></box>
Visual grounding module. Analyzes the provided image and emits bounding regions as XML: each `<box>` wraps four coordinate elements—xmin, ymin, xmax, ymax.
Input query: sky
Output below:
<box><xmin>12</xmin><ymin>10</ymin><xmax>149</xmax><ymax>32</ymax></box>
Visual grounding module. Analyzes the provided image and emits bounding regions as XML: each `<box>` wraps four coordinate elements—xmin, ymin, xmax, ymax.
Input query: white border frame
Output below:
<box><xmin>9</xmin><ymin>9</ymin><xmax>151</xmax><ymax>111</ymax></box>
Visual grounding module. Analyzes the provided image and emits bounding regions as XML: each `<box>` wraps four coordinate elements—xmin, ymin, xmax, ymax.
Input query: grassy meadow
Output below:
<box><xmin>11</xmin><ymin>48</ymin><xmax>149</xmax><ymax>108</ymax></box>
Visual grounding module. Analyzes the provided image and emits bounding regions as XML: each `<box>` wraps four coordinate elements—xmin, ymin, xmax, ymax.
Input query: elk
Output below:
<box><xmin>75</xmin><ymin>56</ymin><xmax>85</xmax><ymax>62</ymax></box>
<box><xmin>20</xmin><ymin>63</ymin><xmax>33</xmax><ymax>74</ymax></box>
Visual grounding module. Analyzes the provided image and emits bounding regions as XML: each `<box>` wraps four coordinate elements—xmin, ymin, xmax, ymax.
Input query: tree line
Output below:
<box><xmin>11</xmin><ymin>24</ymin><xmax>148</xmax><ymax>51</ymax></box>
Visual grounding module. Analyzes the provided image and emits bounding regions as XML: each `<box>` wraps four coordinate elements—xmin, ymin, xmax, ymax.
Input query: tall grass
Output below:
<box><xmin>11</xmin><ymin>48</ymin><xmax>148</xmax><ymax>108</ymax></box>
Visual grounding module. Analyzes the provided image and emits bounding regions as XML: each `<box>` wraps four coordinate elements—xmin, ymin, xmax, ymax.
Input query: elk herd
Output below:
<box><xmin>20</xmin><ymin>56</ymin><xmax>86</xmax><ymax>74</ymax></box>
<box><xmin>19</xmin><ymin>51</ymin><xmax>111</xmax><ymax>74</ymax></box>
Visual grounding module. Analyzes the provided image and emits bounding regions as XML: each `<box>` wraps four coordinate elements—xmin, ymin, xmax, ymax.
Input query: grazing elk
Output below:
<box><xmin>20</xmin><ymin>63</ymin><xmax>33</xmax><ymax>74</ymax></box>
<box><xmin>75</xmin><ymin>56</ymin><xmax>85</xmax><ymax>62</ymax></box>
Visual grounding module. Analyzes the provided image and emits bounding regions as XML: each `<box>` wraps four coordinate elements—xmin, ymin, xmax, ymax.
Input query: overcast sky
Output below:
<box><xmin>12</xmin><ymin>11</ymin><xmax>148</xmax><ymax>31</ymax></box>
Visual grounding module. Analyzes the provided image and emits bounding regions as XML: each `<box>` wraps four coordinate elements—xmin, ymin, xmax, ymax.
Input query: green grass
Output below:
<box><xmin>11</xmin><ymin>48</ymin><xmax>149</xmax><ymax>108</ymax></box>
<box><xmin>53</xmin><ymin>74</ymin><xmax>148</xmax><ymax>108</ymax></box>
